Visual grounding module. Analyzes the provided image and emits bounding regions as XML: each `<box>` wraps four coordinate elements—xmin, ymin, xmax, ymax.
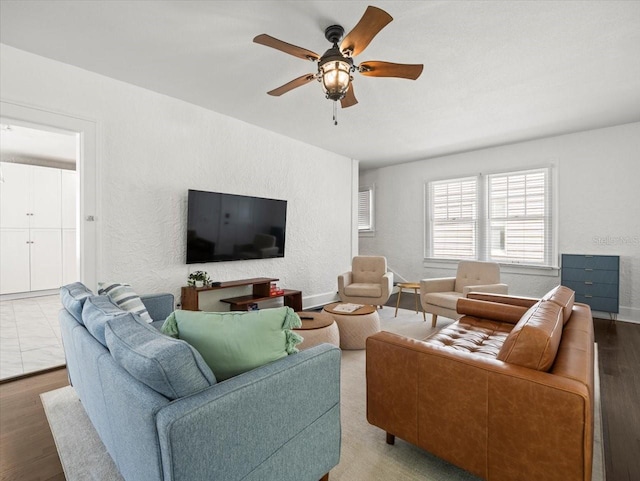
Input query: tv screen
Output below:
<box><xmin>186</xmin><ymin>190</ymin><xmax>287</xmax><ymax>264</ymax></box>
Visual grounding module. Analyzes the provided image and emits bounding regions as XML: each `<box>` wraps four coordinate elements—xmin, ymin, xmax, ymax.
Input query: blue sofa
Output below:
<box><xmin>59</xmin><ymin>282</ymin><xmax>341</xmax><ymax>481</ymax></box>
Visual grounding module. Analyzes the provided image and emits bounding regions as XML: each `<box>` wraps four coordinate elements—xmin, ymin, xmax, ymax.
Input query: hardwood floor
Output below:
<box><xmin>0</xmin><ymin>367</ymin><xmax>68</xmax><ymax>481</ymax></box>
<box><xmin>0</xmin><ymin>298</ymin><xmax>637</xmax><ymax>481</ymax></box>
<box><xmin>593</xmin><ymin>317</ymin><xmax>640</xmax><ymax>481</ymax></box>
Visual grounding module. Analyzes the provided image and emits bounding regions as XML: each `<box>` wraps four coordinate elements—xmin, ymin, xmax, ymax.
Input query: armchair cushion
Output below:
<box><xmin>352</xmin><ymin>256</ymin><xmax>387</xmax><ymax>283</ymax></box>
<box><xmin>161</xmin><ymin>307</ymin><xmax>303</xmax><ymax>381</ymax></box>
<box><xmin>423</xmin><ymin>291</ymin><xmax>462</xmax><ymax>310</ymax></box>
<box><xmin>344</xmin><ymin>283</ymin><xmax>382</xmax><ymax>297</ymax></box>
<box><xmin>454</xmin><ymin>261</ymin><xmax>501</xmax><ymax>293</ymax></box>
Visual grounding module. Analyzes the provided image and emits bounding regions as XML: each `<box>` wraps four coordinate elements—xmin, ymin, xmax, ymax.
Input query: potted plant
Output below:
<box><xmin>188</xmin><ymin>270</ymin><xmax>210</xmax><ymax>288</ymax></box>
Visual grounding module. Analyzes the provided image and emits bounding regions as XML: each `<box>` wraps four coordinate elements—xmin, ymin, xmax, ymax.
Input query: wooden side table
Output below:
<box><xmin>395</xmin><ymin>282</ymin><xmax>426</xmax><ymax>321</ymax></box>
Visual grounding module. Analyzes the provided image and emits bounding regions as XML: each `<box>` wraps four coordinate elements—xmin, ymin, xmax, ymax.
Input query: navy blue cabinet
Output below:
<box><xmin>561</xmin><ymin>254</ymin><xmax>619</xmax><ymax>313</ymax></box>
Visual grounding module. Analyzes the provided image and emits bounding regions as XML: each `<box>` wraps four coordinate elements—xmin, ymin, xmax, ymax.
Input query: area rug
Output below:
<box><xmin>41</xmin><ymin>308</ymin><xmax>605</xmax><ymax>481</ymax></box>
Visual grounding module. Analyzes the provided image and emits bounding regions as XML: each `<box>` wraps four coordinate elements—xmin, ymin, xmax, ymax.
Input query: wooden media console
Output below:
<box><xmin>181</xmin><ymin>277</ymin><xmax>302</xmax><ymax>312</ymax></box>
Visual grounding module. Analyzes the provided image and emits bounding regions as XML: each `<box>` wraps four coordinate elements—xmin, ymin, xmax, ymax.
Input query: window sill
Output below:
<box><xmin>359</xmin><ymin>230</ymin><xmax>375</xmax><ymax>238</ymax></box>
<box><xmin>422</xmin><ymin>258</ymin><xmax>559</xmax><ymax>277</ymax></box>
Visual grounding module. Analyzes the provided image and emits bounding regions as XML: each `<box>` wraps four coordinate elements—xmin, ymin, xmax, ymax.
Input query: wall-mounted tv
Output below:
<box><xmin>186</xmin><ymin>189</ymin><xmax>287</xmax><ymax>264</ymax></box>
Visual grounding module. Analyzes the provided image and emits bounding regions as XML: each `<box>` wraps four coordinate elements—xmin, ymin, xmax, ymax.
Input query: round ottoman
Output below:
<box><xmin>293</xmin><ymin>311</ymin><xmax>340</xmax><ymax>350</ymax></box>
<box><xmin>322</xmin><ymin>303</ymin><xmax>381</xmax><ymax>350</ymax></box>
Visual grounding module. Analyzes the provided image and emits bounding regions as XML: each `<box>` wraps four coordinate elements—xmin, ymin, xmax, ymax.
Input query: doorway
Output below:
<box><xmin>0</xmin><ymin>101</ymin><xmax>97</xmax><ymax>379</ymax></box>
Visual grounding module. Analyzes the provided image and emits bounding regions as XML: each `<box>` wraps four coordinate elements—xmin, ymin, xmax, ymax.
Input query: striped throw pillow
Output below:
<box><xmin>98</xmin><ymin>282</ymin><xmax>152</xmax><ymax>323</ymax></box>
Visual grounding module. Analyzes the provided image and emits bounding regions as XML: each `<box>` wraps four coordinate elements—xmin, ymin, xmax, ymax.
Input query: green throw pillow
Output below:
<box><xmin>161</xmin><ymin>307</ymin><xmax>303</xmax><ymax>381</ymax></box>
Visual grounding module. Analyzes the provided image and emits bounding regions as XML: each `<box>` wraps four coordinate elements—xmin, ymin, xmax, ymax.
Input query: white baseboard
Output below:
<box><xmin>0</xmin><ymin>289</ymin><xmax>58</xmax><ymax>301</ymax></box>
<box><xmin>303</xmin><ymin>291</ymin><xmax>340</xmax><ymax>310</ymax></box>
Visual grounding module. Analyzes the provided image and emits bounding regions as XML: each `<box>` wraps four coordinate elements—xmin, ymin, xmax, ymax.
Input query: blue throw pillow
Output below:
<box><xmin>105</xmin><ymin>313</ymin><xmax>216</xmax><ymax>400</ymax></box>
<box><xmin>83</xmin><ymin>295</ymin><xmax>127</xmax><ymax>347</ymax></box>
<box><xmin>60</xmin><ymin>282</ymin><xmax>94</xmax><ymax>324</ymax></box>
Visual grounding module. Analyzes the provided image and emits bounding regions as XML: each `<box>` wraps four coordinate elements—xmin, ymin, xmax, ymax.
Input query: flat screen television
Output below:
<box><xmin>186</xmin><ymin>189</ymin><xmax>287</xmax><ymax>264</ymax></box>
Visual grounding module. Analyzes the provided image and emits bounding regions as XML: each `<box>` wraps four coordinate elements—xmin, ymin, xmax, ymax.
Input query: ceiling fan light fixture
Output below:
<box><xmin>319</xmin><ymin>58</ymin><xmax>352</xmax><ymax>101</ymax></box>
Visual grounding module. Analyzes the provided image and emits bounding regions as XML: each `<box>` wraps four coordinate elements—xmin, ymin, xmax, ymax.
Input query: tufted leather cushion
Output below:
<box><xmin>424</xmin><ymin>317</ymin><xmax>512</xmax><ymax>358</ymax></box>
<box><xmin>351</xmin><ymin>256</ymin><xmax>387</xmax><ymax>284</ymax></box>
<box><xmin>497</xmin><ymin>301</ymin><xmax>563</xmax><ymax>371</ymax></box>
<box><xmin>542</xmin><ymin>285</ymin><xmax>575</xmax><ymax>325</ymax></box>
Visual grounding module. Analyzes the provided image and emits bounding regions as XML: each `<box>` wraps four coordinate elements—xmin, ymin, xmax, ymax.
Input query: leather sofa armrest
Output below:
<box><xmin>420</xmin><ymin>277</ymin><xmax>456</xmax><ymax>294</ymax></box>
<box><xmin>466</xmin><ymin>292</ymin><xmax>538</xmax><ymax>308</ymax></box>
<box><xmin>462</xmin><ymin>283</ymin><xmax>508</xmax><ymax>296</ymax></box>
<box><xmin>456</xmin><ymin>297</ymin><xmax>528</xmax><ymax>324</ymax></box>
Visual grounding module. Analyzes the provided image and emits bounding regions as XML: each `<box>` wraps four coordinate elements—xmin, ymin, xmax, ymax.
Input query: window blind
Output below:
<box><xmin>358</xmin><ymin>188</ymin><xmax>372</xmax><ymax>231</ymax></box>
<box><xmin>429</xmin><ymin>177</ymin><xmax>477</xmax><ymax>259</ymax></box>
<box><xmin>486</xmin><ymin>168</ymin><xmax>551</xmax><ymax>265</ymax></box>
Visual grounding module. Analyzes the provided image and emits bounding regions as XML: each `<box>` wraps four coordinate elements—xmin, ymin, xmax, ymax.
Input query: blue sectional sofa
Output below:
<box><xmin>59</xmin><ymin>282</ymin><xmax>341</xmax><ymax>481</ymax></box>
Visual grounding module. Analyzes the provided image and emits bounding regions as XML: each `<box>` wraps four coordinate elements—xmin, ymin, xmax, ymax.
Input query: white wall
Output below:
<box><xmin>0</xmin><ymin>44</ymin><xmax>354</xmax><ymax>307</ymax></box>
<box><xmin>360</xmin><ymin>122</ymin><xmax>640</xmax><ymax>322</ymax></box>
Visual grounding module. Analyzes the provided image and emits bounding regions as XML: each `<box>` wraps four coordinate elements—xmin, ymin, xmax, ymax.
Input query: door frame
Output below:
<box><xmin>1</xmin><ymin>100</ymin><xmax>99</xmax><ymax>290</ymax></box>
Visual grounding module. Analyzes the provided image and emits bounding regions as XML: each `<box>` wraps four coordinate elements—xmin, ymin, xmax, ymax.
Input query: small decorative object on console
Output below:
<box><xmin>188</xmin><ymin>270</ymin><xmax>211</xmax><ymax>287</ymax></box>
<box><xmin>270</xmin><ymin>282</ymin><xmax>285</xmax><ymax>296</ymax></box>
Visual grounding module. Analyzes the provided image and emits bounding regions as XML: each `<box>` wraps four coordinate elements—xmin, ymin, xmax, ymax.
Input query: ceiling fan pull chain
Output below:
<box><xmin>333</xmin><ymin>101</ymin><xmax>338</xmax><ymax>126</ymax></box>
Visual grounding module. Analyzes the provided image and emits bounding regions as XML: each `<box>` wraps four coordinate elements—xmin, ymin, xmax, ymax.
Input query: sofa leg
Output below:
<box><xmin>386</xmin><ymin>432</ymin><xmax>395</xmax><ymax>445</ymax></box>
<box><xmin>431</xmin><ymin>314</ymin><xmax>438</xmax><ymax>328</ymax></box>
<box><xmin>320</xmin><ymin>474</ymin><xmax>329</xmax><ymax>481</ymax></box>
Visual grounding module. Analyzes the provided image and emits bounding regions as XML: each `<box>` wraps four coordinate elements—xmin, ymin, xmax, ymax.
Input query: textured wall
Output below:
<box><xmin>1</xmin><ymin>45</ymin><xmax>354</xmax><ymax>307</ymax></box>
<box><xmin>360</xmin><ymin>122</ymin><xmax>640</xmax><ymax>322</ymax></box>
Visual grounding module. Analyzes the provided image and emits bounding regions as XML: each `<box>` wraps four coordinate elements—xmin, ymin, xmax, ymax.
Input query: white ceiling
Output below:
<box><xmin>1</xmin><ymin>1</ymin><xmax>639</xmax><ymax>170</ymax></box>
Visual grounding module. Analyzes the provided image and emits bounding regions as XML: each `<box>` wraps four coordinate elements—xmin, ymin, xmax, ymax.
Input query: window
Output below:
<box><xmin>358</xmin><ymin>187</ymin><xmax>373</xmax><ymax>231</ymax></box>
<box><xmin>427</xmin><ymin>167</ymin><xmax>554</xmax><ymax>267</ymax></box>
<box><xmin>429</xmin><ymin>177</ymin><xmax>477</xmax><ymax>259</ymax></box>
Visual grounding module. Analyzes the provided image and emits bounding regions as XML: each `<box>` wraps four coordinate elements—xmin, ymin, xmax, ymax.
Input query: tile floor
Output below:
<box><xmin>0</xmin><ymin>295</ymin><xmax>65</xmax><ymax>380</ymax></box>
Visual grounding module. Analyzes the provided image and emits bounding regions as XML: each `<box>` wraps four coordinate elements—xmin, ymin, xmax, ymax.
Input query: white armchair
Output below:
<box><xmin>420</xmin><ymin>260</ymin><xmax>508</xmax><ymax>327</ymax></box>
<box><xmin>338</xmin><ymin>256</ymin><xmax>393</xmax><ymax>308</ymax></box>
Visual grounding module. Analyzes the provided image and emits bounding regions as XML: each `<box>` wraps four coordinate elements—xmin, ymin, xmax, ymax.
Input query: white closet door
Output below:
<box><xmin>62</xmin><ymin>228</ymin><xmax>78</xmax><ymax>285</ymax></box>
<box><xmin>30</xmin><ymin>165</ymin><xmax>61</xmax><ymax>229</ymax></box>
<box><xmin>0</xmin><ymin>229</ymin><xmax>31</xmax><ymax>294</ymax></box>
<box><xmin>0</xmin><ymin>162</ymin><xmax>30</xmax><ymax>229</ymax></box>
<box><xmin>30</xmin><ymin>229</ymin><xmax>62</xmax><ymax>291</ymax></box>
<box><xmin>61</xmin><ymin>170</ymin><xmax>77</xmax><ymax>229</ymax></box>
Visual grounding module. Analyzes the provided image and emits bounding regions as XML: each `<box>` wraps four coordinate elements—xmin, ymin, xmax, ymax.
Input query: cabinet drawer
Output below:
<box><xmin>562</xmin><ymin>268</ymin><xmax>619</xmax><ymax>284</ymax></box>
<box><xmin>561</xmin><ymin>254</ymin><xmax>619</xmax><ymax>270</ymax></box>
<box><xmin>575</xmin><ymin>295</ymin><xmax>618</xmax><ymax>313</ymax></box>
<box><xmin>562</xmin><ymin>280</ymin><xmax>619</xmax><ymax>299</ymax></box>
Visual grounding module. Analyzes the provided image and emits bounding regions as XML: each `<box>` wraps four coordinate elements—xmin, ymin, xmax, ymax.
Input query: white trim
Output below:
<box><xmin>303</xmin><ymin>291</ymin><xmax>340</xmax><ymax>310</ymax></box>
<box><xmin>0</xmin><ymin>100</ymin><xmax>99</xmax><ymax>291</ymax></box>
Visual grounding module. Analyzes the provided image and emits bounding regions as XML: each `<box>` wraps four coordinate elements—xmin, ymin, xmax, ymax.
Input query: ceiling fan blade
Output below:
<box><xmin>340</xmin><ymin>6</ymin><xmax>393</xmax><ymax>57</ymax></box>
<box><xmin>359</xmin><ymin>61</ymin><xmax>424</xmax><ymax>80</ymax></box>
<box><xmin>340</xmin><ymin>84</ymin><xmax>358</xmax><ymax>108</ymax></box>
<box><xmin>267</xmin><ymin>73</ymin><xmax>317</xmax><ymax>96</ymax></box>
<box><xmin>253</xmin><ymin>34</ymin><xmax>320</xmax><ymax>61</ymax></box>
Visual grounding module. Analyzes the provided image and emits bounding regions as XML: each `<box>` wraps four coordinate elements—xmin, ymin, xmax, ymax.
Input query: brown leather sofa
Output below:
<box><xmin>366</xmin><ymin>286</ymin><xmax>594</xmax><ymax>481</ymax></box>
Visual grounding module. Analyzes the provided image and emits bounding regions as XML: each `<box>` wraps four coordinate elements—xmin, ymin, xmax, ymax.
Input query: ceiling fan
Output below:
<box><xmin>253</xmin><ymin>5</ymin><xmax>423</xmax><ymax>119</ymax></box>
